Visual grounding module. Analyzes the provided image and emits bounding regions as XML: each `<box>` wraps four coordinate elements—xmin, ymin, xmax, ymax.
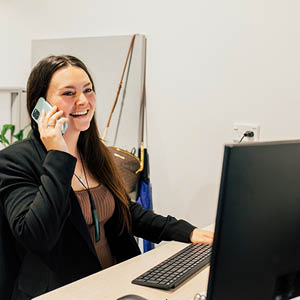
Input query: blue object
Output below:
<box><xmin>137</xmin><ymin>180</ymin><xmax>152</xmax><ymax>210</ymax></box>
<box><xmin>137</xmin><ymin>180</ymin><xmax>154</xmax><ymax>252</ymax></box>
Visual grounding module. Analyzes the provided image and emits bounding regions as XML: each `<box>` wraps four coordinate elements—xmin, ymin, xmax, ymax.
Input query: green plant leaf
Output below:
<box><xmin>0</xmin><ymin>123</ymin><xmax>32</xmax><ymax>147</ymax></box>
<box><xmin>0</xmin><ymin>124</ymin><xmax>16</xmax><ymax>146</ymax></box>
<box><xmin>13</xmin><ymin>130</ymin><xmax>24</xmax><ymax>141</ymax></box>
<box><xmin>26</xmin><ymin>128</ymin><xmax>33</xmax><ymax>138</ymax></box>
<box><xmin>0</xmin><ymin>135</ymin><xmax>10</xmax><ymax>146</ymax></box>
<box><xmin>1</xmin><ymin>124</ymin><xmax>15</xmax><ymax>137</ymax></box>
<box><xmin>0</xmin><ymin>136</ymin><xmax>4</xmax><ymax>146</ymax></box>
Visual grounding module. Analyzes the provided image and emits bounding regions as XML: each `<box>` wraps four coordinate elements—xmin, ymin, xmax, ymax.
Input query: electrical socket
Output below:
<box><xmin>233</xmin><ymin>123</ymin><xmax>260</xmax><ymax>143</ymax></box>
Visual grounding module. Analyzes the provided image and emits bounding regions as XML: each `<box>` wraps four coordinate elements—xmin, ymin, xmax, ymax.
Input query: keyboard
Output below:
<box><xmin>132</xmin><ymin>243</ymin><xmax>211</xmax><ymax>290</ymax></box>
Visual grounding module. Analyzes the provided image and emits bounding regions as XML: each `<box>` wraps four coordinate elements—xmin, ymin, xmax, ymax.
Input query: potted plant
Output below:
<box><xmin>0</xmin><ymin>124</ymin><xmax>32</xmax><ymax>148</ymax></box>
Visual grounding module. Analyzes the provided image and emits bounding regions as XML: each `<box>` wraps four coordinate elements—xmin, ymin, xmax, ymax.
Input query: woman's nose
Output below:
<box><xmin>76</xmin><ymin>93</ymin><xmax>87</xmax><ymax>105</ymax></box>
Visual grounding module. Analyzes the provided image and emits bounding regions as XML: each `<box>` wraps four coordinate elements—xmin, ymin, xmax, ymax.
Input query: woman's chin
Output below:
<box><xmin>67</xmin><ymin>122</ymin><xmax>91</xmax><ymax>134</ymax></box>
<box><xmin>75</xmin><ymin>125</ymin><xmax>90</xmax><ymax>132</ymax></box>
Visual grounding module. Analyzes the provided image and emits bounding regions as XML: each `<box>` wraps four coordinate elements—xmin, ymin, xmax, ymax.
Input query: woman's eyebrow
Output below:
<box><xmin>59</xmin><ymin>82</ymin><xmax>92</xmax><ymax>90</ymax></box>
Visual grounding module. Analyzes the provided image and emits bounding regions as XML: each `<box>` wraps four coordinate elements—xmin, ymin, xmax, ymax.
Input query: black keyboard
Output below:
<box><xmin>132</xmin><ymin>243</ymin><xmax>211</xmax><ymax>290</ymax></box>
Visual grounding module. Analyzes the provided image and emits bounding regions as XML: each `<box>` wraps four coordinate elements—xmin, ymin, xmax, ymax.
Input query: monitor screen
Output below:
<box><xmin>207</xmin><ymin>140</ymin><xmax>300</xmax><ymax>300</ymax></box>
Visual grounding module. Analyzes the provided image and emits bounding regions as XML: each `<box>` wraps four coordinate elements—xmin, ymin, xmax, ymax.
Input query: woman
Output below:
<box><xmin>0</xmin><ymin>55</ymin><xmax>213</xmax><ymax>300</ymax></box>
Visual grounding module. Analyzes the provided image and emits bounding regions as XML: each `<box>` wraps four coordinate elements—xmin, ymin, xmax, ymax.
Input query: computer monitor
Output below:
<box><xmin>207</xmin><ymin>140</ymin><xmax>300</xmax><ymax>300</ymax></box>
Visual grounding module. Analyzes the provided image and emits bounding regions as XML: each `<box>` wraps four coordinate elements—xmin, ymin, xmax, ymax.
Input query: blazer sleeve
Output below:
<box><xmin>129</xmin><ymin>201</ymin><xmax>196</xmax><ymax>244</ymax></box>
<box><xmin>0</xmin><ymin>143</ymin><xmax>76</xmax><ymax>254</ymax></box>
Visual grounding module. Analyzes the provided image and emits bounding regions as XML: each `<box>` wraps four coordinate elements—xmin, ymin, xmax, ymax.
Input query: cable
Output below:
<box><xmin>239</xmin><ymin>131</ymin><xmax>254</xmax><ymax>143</ymax></box>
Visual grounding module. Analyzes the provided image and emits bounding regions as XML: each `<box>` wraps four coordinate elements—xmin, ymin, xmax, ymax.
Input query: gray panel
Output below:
<box><xmin>31</xmin><ymin>35</ymin><xmax>146</xmax><ymax>152</ymax></box>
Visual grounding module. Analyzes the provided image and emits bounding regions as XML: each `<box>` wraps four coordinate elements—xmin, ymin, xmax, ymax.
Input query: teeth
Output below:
<box><xmin>70</xmin><ymin>110</ymin><xmax>87</xmax><ymax>116</ymax></box>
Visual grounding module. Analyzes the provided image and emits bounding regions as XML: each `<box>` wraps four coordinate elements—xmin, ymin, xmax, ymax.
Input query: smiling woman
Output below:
<box><xmin>0</xmin><ymin>55</ymin><xmax>213</xmax><ymax>300</ymax></box>
<box><xmin>45</xmin><ymin>66</ymin><xmax>96</xmax><ymax>134</ymax></box>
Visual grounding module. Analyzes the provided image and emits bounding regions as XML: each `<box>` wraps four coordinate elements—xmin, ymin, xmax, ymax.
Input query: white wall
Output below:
<box><xmin>1</xmin><ymin>0</ymin><xmax>300</xmax><ymax>229</ymax></box>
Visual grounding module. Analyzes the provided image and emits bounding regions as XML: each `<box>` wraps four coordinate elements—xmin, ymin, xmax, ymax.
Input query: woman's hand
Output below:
<box><xmin>190</xmin><ymin>228</ymin><xmax>214</xmax><ymax>245</ymax></box>
<box><xmin>38</xmin><ymin>106</ymin><xmax>69</xmax><ymax>153</ymax></box>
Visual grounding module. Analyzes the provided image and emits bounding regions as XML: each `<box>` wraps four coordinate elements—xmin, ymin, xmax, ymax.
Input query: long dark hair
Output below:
<box><xmin>27</xmin><ymin>55</ymin><xmax>131</xmax><ymax>233</ymax></box>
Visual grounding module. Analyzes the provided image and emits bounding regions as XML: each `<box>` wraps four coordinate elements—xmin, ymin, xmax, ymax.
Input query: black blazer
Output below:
<box><xmin>0</xmin><ymin>132</ymin><xmax>195</xmax><ymax>300</ymax></box>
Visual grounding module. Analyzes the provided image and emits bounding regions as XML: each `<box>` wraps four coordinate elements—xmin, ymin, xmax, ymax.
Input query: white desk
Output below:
<box><xmin>34</xmin><ymin>241</ymin><xmax>210</xmax><ymax>300</ymax></box>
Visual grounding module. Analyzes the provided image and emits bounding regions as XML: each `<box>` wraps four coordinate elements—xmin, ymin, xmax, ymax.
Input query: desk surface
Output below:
<box><xmin>34</xmin><ymin>241</ymin><xmax>210</xmax><ymax>300</ymax></box>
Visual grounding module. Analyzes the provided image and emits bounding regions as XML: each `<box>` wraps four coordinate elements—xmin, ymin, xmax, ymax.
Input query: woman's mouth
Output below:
<box><xmin>69</xmin><ymin>110</ymin><xmax>88</xmax><ymax>118</ymax></box>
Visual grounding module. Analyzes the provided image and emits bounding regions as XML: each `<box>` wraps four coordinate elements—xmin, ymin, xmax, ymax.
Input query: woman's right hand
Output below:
<box><xmin>38</xmin><ymin>105</ymin><xmax>69</xmax><ymax>153</ymax></box>
<box><xmin>190</xmin><ymin>228</ymin><xmax>214</xmax><ymax>245</ymax></box>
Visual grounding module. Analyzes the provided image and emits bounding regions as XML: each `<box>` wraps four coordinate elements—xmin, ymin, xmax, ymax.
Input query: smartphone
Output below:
<box><xmin>31</xmin><ymin>97</ymin><xmax>68</xmax><ymax>134</ymax></box>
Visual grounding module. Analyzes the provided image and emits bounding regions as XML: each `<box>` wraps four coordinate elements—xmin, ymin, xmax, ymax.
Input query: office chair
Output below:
<box><xmin>0</xmin><ymin>207</ymin><xmax>21</xmax><ymax>299</ymax></box>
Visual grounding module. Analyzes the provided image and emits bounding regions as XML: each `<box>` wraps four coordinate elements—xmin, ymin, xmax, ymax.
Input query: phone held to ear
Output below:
<box><xmin>31</xmin><ymin>97</ymin><xmax>68</xmax><ymax>135</ymax></box>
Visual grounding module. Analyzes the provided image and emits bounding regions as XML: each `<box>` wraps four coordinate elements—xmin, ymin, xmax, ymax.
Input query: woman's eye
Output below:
<box><xmin>84</xmin><ymin>88</ymin><xmax>93</xmax><ymax>93</ymax></box>
<box><xmin>62</xmin><ymin>91</ymin><xmax>74</xmax><ymax>96</ymax></box>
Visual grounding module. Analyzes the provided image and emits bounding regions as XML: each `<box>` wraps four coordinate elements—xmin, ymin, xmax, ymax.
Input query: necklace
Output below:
<box><xmin>74</xmin><ymin>160</ymin><xmax>85</xmax><ymax>186</ymax></box>
<box><xmin>74</xmin><ymin>153</ymin><xmax>100</xmax><ymax>242</ymax></box>
<box><xmin>75</xmin><ymin>173</ymin><xmax>85</xmax><ymax>186</ymax></box>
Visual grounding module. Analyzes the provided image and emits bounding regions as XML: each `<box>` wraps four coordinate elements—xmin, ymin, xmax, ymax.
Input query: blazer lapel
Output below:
<box><xmin>30</xmin><ymin>132</ymin><xmax>99</xmax><ymax>262</ymax></box>
<box><xmin>68</xmin><ymin>190</ymin><xmax>98</xmax><ymax>260</ymax></box>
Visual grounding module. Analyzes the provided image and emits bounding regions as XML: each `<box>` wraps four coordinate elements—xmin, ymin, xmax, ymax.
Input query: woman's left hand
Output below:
<box><xmin>190</xmin><ymin>228</ymin><xmax>214</xmax><ymax>245</ymax></box>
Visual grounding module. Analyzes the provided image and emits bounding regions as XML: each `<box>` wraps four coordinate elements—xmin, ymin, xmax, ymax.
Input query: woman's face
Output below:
<box><xmin>46</xmin><ymin>65</ymin><xmax>96</xmax><ymax>133</ymax></box>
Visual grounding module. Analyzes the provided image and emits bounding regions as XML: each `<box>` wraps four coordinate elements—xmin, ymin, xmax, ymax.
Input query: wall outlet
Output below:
<box><xmin>233</xmin><ymin>123</ymin><xmax>260</xmax><ymax>143</ymax></box>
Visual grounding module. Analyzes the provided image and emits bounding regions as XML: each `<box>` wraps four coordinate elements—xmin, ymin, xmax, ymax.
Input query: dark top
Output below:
<box><xmin>0</xmin><ymin>132</ymin><xmax>196</xmax><ymax>300</ymax></box>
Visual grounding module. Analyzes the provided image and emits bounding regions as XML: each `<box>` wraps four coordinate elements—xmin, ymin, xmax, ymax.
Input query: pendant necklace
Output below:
<box><xmin>74</xmin><ymin>153</ymin><xmax>100</xmax><ymax>242</ymax></box>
